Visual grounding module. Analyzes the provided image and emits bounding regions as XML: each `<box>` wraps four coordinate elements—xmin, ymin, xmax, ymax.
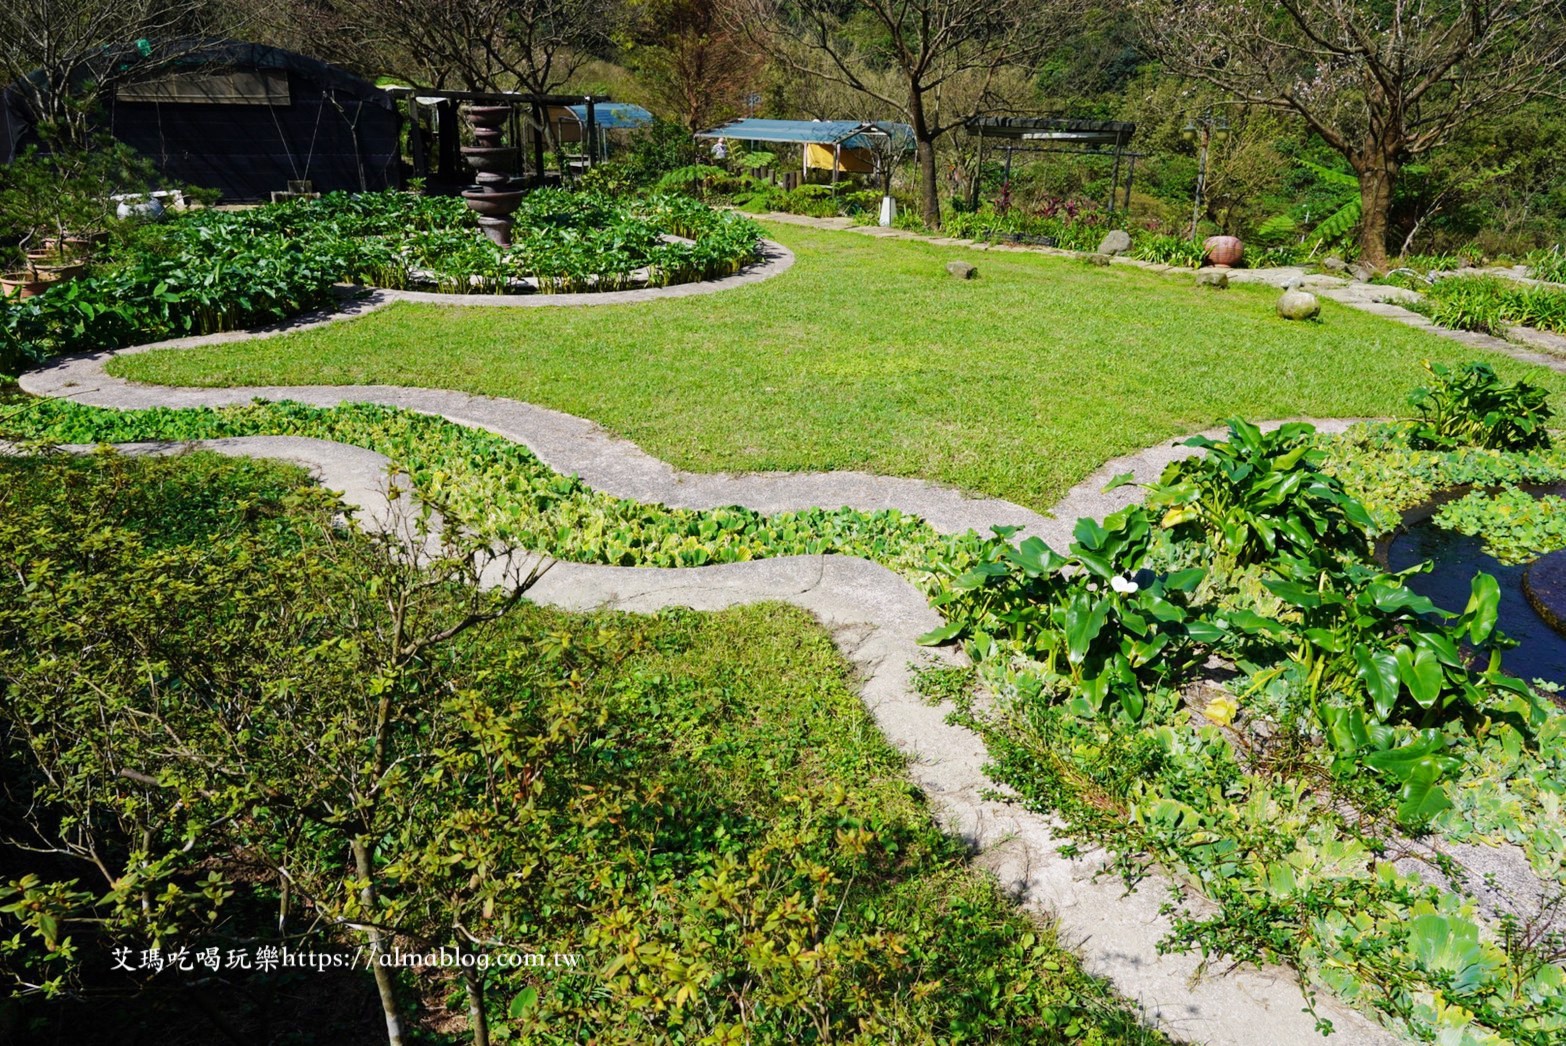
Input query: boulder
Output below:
<box><xmin>1195</xmin><ymin>269</ymin><xmax>1229</xmax><ymax>289</ymax></box>
<box><xmin>1277</xmin><ymin>289</ymin><xmax>1321</xmax><ymax>320</ymax></box>
<box><xmin>946</xmin><ymin>260</ymin><xmax>977</xmax><ymax>280</ymax></box>
<box><xmin>1349</xmin><ymin>262</ymin><xmax>1375</xmax><ymax>282</ymax></box>
<box><xmin>1084</xmin><ymin>252</ymin><xmax>1112</xmax><ymax>266</ymax></box>
<box><xmin>1280</xmin><ymin>272</ymin><xmax>1305</xmax><ymax>291</ymax></box>
<box><xmin>1097</xmin><ymin>230</ymin><xmax>1132</xmax><ymax>256</ymax></box>
<box><xmin>1321</xmin><ymin>255</ymin><xmax>1348</xmax><ymax>273</ymax></box>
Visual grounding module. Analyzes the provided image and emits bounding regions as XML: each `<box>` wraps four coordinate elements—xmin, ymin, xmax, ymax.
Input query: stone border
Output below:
<box><xmin>380</xmin><ymin>238</ymin><xmax>794</xmax><ymax>307</ymax></box>
<box><xmin>16</xmin><ymin>334</ymin><xmax>1402</xmax><ymax>1043</ymax></box>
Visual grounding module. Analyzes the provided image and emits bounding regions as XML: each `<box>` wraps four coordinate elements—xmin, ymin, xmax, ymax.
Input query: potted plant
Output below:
<box><xmin>1</xmin><ymin>136</ymin><xmax>157</xmax><ymax>297</ymax></box>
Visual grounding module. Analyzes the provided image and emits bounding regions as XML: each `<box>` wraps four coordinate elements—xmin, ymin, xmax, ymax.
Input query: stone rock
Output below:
<box><xmin>1349</xmin><ymin>263</ymin><xmax>1375</xmax><ymax>282</ymax></box>
<box><xmin>1525</xmin><ymin>550</ymin><xmax>1566</xmax><ymax>637</ymax></box>
<box><xmin>1195</xmin><ymin>269</ymin><xmax>1229</xmax><ymax>289</ymax></box>
<box><xmin>1097</xmin><ymin>230</ymin><xmax>1132</xmax><ymax>256</ymax></box>
<box><xmin>1277</xmin><ymin>289</ymin><xmax>1321</xmax><ymax>320</ymax></box>
<box><xmin>1084</xmin><ymin>252</ymin><xmax>1112</xmax><ymax>266</ymax></box>
<box><xmin>1280</xmin><ymin>272</ymin><xmax>1304</xmax><ymax>291</ymax></box>
<box><xmin>1321</xmin><ymin>255</ymin><xmax>1348</xmax><ymax>272</ymax></box>
<box><xmin>945</xmin><ymin>260</ymin><xmax>977</xmax><ymax>280</ymax></box>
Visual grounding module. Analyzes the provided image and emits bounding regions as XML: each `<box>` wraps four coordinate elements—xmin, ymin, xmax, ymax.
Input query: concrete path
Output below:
<box><xmin>15</xmin><ymin>327</ymin><xmax>1405</xmax><ymax>1043</ymax></box>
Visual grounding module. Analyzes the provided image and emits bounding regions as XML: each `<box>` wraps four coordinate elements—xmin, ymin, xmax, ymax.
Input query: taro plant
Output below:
<box><xmin>1145</xmin><ymin>419</ymin><xmax>1375</xmax><ymax>569</ymax></box>
<box><xmin>1407</xmin><ymin>359</ymin><xmax>1553</xmax><ymax>451</ymax></box>
<box><xmin>920</xmin><ymin>506</ymin><xmax>1215</xmax><ymax>723</ymax></box>
<box><xmin>1257</xmin><ymin>556</ymin><xmax>1541</xmax><ymax>827</ymax></box>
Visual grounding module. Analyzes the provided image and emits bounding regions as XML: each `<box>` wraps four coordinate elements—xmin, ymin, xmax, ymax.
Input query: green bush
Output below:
<box><xmin>1147</xmin><ymin>419</ymin><xmax>1374</xmax><ymax>567</ymax></box>
<box><xmin>1407</xmin><ymin>359</ymin><xmax>1554</xmax><ymax>451</ymax></box>
<box><xmin>1412</xmin><ymin>274</ymin><xmax>1566</xmax><ymax>336</ymax></box>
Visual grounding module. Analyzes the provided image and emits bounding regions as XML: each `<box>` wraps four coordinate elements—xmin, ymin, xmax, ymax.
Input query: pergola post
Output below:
<box><xmin>530</xmin><ymin>101</ymin><xmax>546</xmax><ymax>184</ymax></box>
<box><xmin>407</xmin><ymin>95</ymin><xmax>427</xmax><ymax>182</ymax></box>
<box><xmin>1108</xmin><ymin>147</ymin><xmax>1123</xmax><ymax>214</ymax></box>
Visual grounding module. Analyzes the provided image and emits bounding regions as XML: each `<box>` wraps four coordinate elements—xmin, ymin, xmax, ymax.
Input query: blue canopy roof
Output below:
<box><xmin>696</xmin><ymin>118</ymin><xmax>914</xmax><ymax>151</ymax></box>
<box><xmin>566</xmin><ymin>102</ymin><xmax>653</xmax><ymax>129</ymax></box>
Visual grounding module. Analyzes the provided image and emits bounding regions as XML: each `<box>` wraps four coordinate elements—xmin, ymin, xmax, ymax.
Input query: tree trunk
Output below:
<box><xmin>1354</xmin><ymin>150</ymin><xmax>1398</xmax><ymax>271</ymax></box>
<box><xmin>352</xmin><ymin>838</ymin><xmax>406</xmax><ymax>1046</ymax></box>
<box><xmin>463</xmin><ymin>966</ymin><xmax>490</xmax><ymax>1046</ymax></box>
<box><xmin>908</xmin><ymin>89</ymin><xmax>939</xmax><ymax>228</ymax></box>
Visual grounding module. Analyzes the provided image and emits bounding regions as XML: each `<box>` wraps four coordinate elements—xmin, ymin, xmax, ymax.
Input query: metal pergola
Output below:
<box><xmin>383</xmin><ymin>86</ymin><xmax>616</xmax><ymax>189</ymax></box>
<box><xmin>965</xmin><ymin>116</ymin><xmax>1142</xmax><ymax>213</ymax></box>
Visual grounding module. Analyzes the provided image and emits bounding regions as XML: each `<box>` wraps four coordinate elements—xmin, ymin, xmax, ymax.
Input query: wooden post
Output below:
<box><xmin>407</xmin><ymin>95</ymin><xmax>427</xmax><ymax>183</ymax></box>
<box><xmin>436</xmin><ymin>100</ymin><xmax>460</xmax><ymax>183</ymax></box>
<box><xmin>585</xmin><ymin>97</ymin><xmax>598</xmax><ymax>168</ymax></box>
<box><xmin>530</xmin><ymin>101</ymin><xmax>547</xmax><ymax>185</ymax></box>
<box><xmin>1108</xmin><ymin>147</ymin><xmax>1122</xmax><ymax>214</ymax></box>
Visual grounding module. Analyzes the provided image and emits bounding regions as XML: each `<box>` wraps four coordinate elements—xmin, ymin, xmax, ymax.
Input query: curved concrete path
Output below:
<box><xmin>14</xmin><ymin>334</ymin><xmax>1398</xmax><ymax>1045</ymax></box>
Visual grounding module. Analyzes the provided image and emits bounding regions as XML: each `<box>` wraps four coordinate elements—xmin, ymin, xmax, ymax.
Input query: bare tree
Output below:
<box><xmin>1136</xmin><ymin>0</ymin><xmax>1566</xmax><ymax>268</ymax></box>
<box><xmin>298</xmin><ymin>0</ymin><xmax>615</xmax><ymax>93</ymax></box>
<box><xmin>626</xmin><ymin>0</ymin><xmax>760</xmax><ymax>131</ymax></box>
<box><xmin>498</xmin><ymin>0</ymin><xmax>618</xmax><ymax>96</ymax></box>
<box><xmin>738</xmin><ymin>0</ymin><xmax>1066</xmax><ymax>227</ymax></box>
<box><xmin>0</xmin><ymin>0</ymin><xmax>223</xmax><ymax>147</ymax></box>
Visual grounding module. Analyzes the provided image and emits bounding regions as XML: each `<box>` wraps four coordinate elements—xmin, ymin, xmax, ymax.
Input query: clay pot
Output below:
<box><xmin>1203</xmin><ymin>235</ymin><xmax>1243</xmax><ymax>267</ymax></box>
<box><xmin>460</xmin><ymin>189</ymin><xmax>525</xmax><ymax>217</ymax></box>
<box><xmin>1</xmin><ymin>265</ymin><xmax>82</xmax><ymax>298</ymax></box>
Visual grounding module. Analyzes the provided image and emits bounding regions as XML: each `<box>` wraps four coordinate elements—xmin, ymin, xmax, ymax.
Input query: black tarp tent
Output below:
<box><xmin>1</xmin><ymin>40</ymin><xmax>401</xmax><ymax>202</ymax></box>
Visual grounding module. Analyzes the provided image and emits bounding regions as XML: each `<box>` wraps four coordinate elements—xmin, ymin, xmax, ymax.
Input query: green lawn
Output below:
<box><xmin>111</xmin><ymin>221</ymin><xmax>1566</xmax><ymax>510</ymax></box>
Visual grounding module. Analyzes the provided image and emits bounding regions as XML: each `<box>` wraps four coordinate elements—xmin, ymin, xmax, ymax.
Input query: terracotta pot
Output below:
<box><xmin>2</xmin><ymin>272</ymin><xmax>51</xmax><ymax>298</ymax></box>
<box><xmin>1203</xmin><ymin>235</ymin><xmax>1243</xmax><ymax>267</ymax></box>
<box><xmin>2</xmin><ymin>264</ymin><xmax>84</xmax><ymax>298</ymax></box>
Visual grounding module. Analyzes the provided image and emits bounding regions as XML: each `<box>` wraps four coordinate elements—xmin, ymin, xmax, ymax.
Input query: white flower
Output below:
<box><xmin>1110</xmin><ymin>575</ymin><xmax>1140</xmax><ymax>595</ymax></box>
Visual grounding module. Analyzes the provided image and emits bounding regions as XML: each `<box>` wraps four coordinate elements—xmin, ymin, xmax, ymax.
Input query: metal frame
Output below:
<box><xmin>383</xmin><ymin>86</ymin><xmax>610</xmax><ymax>188</ymax></box>
<box><xmin>965</xmin><ymin>116</ymin><xmax>1142</xmax><ymax>214</ymax></box>
<box><xmin>696</xmin><ymin>119</ymin><xmax>913</xmax><ymax>189</ymax></box>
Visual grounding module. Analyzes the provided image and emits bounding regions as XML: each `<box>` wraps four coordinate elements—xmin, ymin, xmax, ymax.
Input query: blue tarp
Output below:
<box><xmin>566</xmin><ymin>102</ymin><xmax>653</xmax><ymax>129</ymax></box>
<box><xmin>696</xmin><ymin>118</ymin><xmax>914</xmax><ymax>151</ymax></box>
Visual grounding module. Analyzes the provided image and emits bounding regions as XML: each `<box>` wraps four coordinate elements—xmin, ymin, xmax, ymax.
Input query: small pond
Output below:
<box><xmin>1386</xmin><ymin>491</ymin><xmax>1566</xmax><ymax>685</ymax></box>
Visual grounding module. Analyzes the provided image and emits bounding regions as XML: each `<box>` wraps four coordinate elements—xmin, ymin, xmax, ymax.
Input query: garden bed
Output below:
<box><xmin>0</xmin><ymin>189</ymin><xmax>763</xmax><ymax>377</ymax></box>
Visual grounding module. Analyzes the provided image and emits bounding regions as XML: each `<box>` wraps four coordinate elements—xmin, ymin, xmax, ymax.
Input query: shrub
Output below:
<box><xmin>1412</xmin><ymin>274</ymin><xmax>1566</xmax><ymax>335</ymax></box>
<box><xmin>1406</xmin><ymin>359</ymin><xmax>1554</xmax><ymax>451</ymax></box>
<box><xmin>1146</xmin><ymin>419</ymin><xmax>1374</xmax><ymax>568</ymax></box>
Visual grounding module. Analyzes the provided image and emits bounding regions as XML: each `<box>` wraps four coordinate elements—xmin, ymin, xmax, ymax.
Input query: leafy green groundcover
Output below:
<box><xmin>4</xmin><ymin>396</ymin><xmax>980</xmax><ymax>576</ymax></box>
<box><xmin>12</xmin><ymin>371</ymin><xmax>1566</xmax><ymax>1043</ymax></box>
<box><xmin>0</xmin><ymin>451</ymin><xmax>1162</xmax><ymax>1045</ymax></box>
